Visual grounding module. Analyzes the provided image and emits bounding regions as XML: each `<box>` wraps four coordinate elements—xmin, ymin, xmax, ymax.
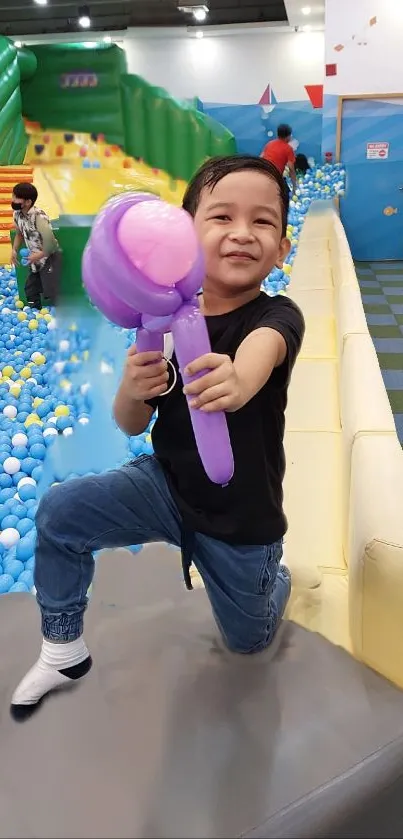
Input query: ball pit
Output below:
<box><xmin>263</xmin><ymin>162</ymin><xmax>345</xmax><ymax>296</ymax></box>
<box><xmin>0</xmin><ymin>162</ymin><xmax>345</xmax><ymax>594</ymax></box>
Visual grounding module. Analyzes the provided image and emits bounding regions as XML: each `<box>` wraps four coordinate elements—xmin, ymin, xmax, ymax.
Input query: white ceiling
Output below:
<box><xmin>284</xmin><ymin>0</ymin><xmax>325</xmax><ymax>30</ymax></box>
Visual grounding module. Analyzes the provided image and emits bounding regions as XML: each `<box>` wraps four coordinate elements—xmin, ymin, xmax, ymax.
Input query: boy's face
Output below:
<box><xmin>11</xmin><ymin>193</ymin><xmax>31</xmax><ymax>213</ymax></box>
<box><xmin>193</xmin><ymin>170</ymin><xmax>290</xmax><ymax>295</ymax></box>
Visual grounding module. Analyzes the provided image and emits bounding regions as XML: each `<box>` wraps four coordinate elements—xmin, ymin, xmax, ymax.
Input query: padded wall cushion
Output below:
<box><xmin>340</xmin><ymin>333</ymin><xmax>396</xmax><ymax>559</ymax></box>
<box><xmin>336</xmin><ymin>282</ymin><xmax>369</xmax><ymax>360</ymax></box>
<box><xmin>348</xmin><ymin>435</ymin><xmax>403</xmax><ymax>687</ymax></box>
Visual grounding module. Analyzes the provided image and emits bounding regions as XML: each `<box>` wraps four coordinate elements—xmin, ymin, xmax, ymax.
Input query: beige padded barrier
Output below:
<box><xmin>349</xmin><ymin>434</ymin><xmax>403</xmax><ymax>687</ymax></box>
<box><xmin>340</xmin><ymin>332</ymin><xmax>397</xmax><ymax>561</ymax></box>
<box><xmin>285</xmin><ymin>201</ymin><xmax>403</xmax><ymax>685</ymax></box>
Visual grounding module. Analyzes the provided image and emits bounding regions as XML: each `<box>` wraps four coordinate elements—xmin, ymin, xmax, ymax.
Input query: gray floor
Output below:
<box><xmin>1</xmin><ymin>545</ymin><xmax>403</xmax><ymax>838</ymax></box>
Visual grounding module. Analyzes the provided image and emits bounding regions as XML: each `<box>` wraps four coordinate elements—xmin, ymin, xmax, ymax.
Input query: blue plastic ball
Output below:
<box><xmin>18</xmin><ymin>483</ymin><xmax>37</xmax><ymax>502</ymax></box>
<box><xmin>0</xmin><ymin>573</ymin><xmax>14</xmax><ymax>593</ymax></box>
<box><xmin>3</xmin><ymin>559</ymin><xmax>24</xmax><ymax>580</ymax></box>
<box><xmin>9</xmin><ymin>581</ymin><xmax>29</xmax><ymax>593</ymax></box>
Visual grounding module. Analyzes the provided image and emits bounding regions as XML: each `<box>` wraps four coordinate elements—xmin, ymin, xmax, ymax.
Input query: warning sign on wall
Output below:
<box><xmin>367</xmin><ymin>142</ymin><xmax>389</xmax><ymax>160</ymax></box>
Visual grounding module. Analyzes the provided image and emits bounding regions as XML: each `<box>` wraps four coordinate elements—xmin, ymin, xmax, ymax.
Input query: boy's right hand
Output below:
<box><xmin>122</xmin><ymin>345</ymin><xmax>169</xmax><ymax>401</ymax></box>
<box><xmin>10</xmin><ymin>249</ymin><xmax>19</xmax><ymax>266</ymax></box>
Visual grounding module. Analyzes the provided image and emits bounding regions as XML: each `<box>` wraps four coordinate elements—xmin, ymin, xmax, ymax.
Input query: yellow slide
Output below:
<box><xmin>24</xmin><ymin>127</ymin><xmax>187</xmax><ymax>220</ymax></box>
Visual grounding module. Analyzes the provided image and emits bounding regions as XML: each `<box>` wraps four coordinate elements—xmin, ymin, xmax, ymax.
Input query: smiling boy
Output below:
<box><xmin>11</xmin><ymin>155</ymin><xmax>305</xmax><ymax>720</ymax></box>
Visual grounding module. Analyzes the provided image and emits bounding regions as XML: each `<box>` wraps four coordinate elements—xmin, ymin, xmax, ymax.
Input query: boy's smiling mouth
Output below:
<box><xmin>223</xmin><ymin>250</ymin><xmax>257</xmax><ymax>261</ymax></box>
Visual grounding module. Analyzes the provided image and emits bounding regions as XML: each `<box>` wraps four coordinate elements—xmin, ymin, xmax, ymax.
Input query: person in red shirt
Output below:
<box><xmin>261</xmin><ymin>124</ymin><xmax>297</xmax><ymax>194</ymax></box>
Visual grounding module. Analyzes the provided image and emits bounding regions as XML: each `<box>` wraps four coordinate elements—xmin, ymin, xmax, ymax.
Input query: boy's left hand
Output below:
<box><xmin>27</xmin><ymin>251</ymin><xmax>45</xmax><ymax>265</ymax></box>
<box><xmin>184</xmin><ymin>353</ymin><xmax>242</xmax><ymax>413</ymax></box>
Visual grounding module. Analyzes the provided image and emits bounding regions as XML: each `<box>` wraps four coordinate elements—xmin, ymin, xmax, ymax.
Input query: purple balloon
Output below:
<box><xmin>88</xmin><ymin>192</ymin><xmax>182</xmax><ymax>316</ymax></box>
<box><xmin>177</xmin><ymin>244</ymin><xmax>205</xmax><ymax>301</ymax></box>
<box><xmin>171</xmin><ymin>302</ymin><xmax>234</xmax><ymax>486</ymax></box>
<box><xmin>136</xmin><ymin>328</ymin><xmax>164</xmax><ymax>354</ymax></box>
<box><xmin>83</xmin><ymin>244</ymin><xmax>141</xmax><ymax>328</ymax></box>
<box><xmin>141</xmin><ymin>313</ymin><xmax>173</xmax><ymax>332</ymax></box>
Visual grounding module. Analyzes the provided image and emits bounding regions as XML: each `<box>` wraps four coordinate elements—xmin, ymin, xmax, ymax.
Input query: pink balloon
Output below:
<box><xmin>117</xmin><ymin>201</ymin><xmax>199</xmax><ymax>287</ymax></box>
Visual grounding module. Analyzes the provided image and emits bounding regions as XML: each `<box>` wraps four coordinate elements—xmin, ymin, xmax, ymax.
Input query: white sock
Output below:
<box><xmin>11</xmin><ymin>637</ymin><xmax>92</xmax><ymax>717</ymax></box>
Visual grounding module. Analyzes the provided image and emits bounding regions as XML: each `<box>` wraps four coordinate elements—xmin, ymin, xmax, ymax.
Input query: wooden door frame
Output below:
<box><xmin>336</xmin><ymin>92</ymin><xmax>403</xmax><ymax>161</ymax></box>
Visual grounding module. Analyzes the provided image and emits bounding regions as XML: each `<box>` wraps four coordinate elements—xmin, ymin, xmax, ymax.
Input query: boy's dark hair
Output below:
<box><xmin>295</xmin><ymin>153</ymin><xmax>310</xmax><ymax>175</ymax></box>
<box><xmin>277</xmin><ymin>124</ymin><xmax>292</xmax><ymax>140</ymax></box>
<box><xmin>182</xmin><ymin>155</ymin><xmax>289</xmax><ymax>237</ymax></box>
<box><xmin>13</xmin><ymin>183</ymin><xmax>38</xmax><ymax>205</ymax></box>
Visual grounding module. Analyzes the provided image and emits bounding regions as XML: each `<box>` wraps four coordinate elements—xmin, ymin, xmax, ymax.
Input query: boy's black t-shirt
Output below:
<box><xmin>147</xmin><ymin>292</ymin><xmax>305</xmax><ymax>546</ymax></box>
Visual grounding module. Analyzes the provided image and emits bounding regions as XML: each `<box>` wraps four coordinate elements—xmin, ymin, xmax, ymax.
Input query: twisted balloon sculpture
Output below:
<box><xmin>82</xmin><ymin>191</ymin><xmax>234</xmax><ymax>486</ymax></box>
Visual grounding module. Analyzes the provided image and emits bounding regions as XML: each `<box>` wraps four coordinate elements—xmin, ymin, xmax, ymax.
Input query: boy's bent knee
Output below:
<box><xmin>36</xmin><ymin>479</ymin><xmax>85</xmax><ymax>535</ymax></box>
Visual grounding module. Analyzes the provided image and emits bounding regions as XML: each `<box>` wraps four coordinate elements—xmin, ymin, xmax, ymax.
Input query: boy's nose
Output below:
<box><xmin>228</xmin><ymin>226</ymin><xmax>254</xmax><ymax>242</ymax></box>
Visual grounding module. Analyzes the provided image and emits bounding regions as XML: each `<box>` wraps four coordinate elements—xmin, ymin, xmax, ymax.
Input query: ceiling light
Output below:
<box><xmin>78</xmin><ymin>5</ymin><xmax>91</xmax><ymax>28</ymax></box>
<box><xmin>103</xmin><ymin>35</ymin><xmax>112</xmax><ymax>44</ymax></box>
<box><xmin>195</xmin><ymin>30</ymin><xmax>204</xmax><ymax>38</ymax></box>
<box><xmin>34</xmin><ymin>0</ymin><xmax>48</xmax><ymax>6</ymax></box>
<box><xmin>301</xmin><ymin>6</ymin><xmax>311</xmax><ymax>14</ymax></box>
<box><xmin>193</xmin><ymin>8</ymin><xmax>207</xmax><ymax>21</ymax></box>
<box><xmin>14</xmin><ymin>40</ymin><xmax>22</xmax><ymax>48</ymax></box>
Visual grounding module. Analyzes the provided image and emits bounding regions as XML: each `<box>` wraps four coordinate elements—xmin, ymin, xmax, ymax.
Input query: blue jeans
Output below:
<box><xmin>34</xmin><ymin>456</ymin><xmax>291</xmax><ymax>653</ymax></box>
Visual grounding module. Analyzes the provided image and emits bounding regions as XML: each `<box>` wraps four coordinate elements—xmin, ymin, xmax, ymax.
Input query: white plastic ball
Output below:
<box><xmin>0</xmin><ymin>528</ymin><xmax>20</xmax><ymax>548</ymax></box>
<box><xmin>47</xmin><ymin>319</ymin><xmax>57</xmax><ymax>331</ymax></box>
<box><xmin>17</xmin><ymin>476</ymin><xmax>36</xmax><ymax>489</ymax></box>
<box><xmin>26</xmin><ymin>377</ymin><xmax>37</xmax><ymax>385</ymax></box>
<box><xmin>62</xmin><ymin>427</ymin><xmax>74</xmax><ymax>436</ymax></box>
<box><xmin>43</xmin><ymin>427</ymin><xmax>58</xmax><ymax>438</ymax></box>
<box><xmin>30</xmin><ymin>351</ymin><xmax>42</xmax><ymax>362</ymax></box>
<box><xmin>78</xmin><ymin>417</ymin><xmax>90</xmax><ymax>425</ymax></box>
<box><xmin>3</xmin><ymin>456</ymin><xmax>21</xmax><ymax>475</ymax></box>
<box><xmin>3</xmin><ymin>405</ymin><xmax>17</xmax><ymax>419</ymax></box>
<box><xmin>59</xmin><ymin>339</ymin><xmax>70</xmax><ymax>352</ymax></box>
<box><xmin>53</xmin><ymin>361</ymin><xmax>65</xmax><ymax>374</ymax></box>
<box><xmin>12</xmin><ymin>432</ymin><xmax>28</xmax><ymax>447</ymax></box>
<box><xmin>47</xmin><ymin>416</ymin><xmax>58</xmax><ymax>425</ymax></box>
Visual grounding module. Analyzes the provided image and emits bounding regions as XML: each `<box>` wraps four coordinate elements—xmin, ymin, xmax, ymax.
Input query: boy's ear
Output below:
<box><xmin>275</xmin><ymin>236</ymin><xmax>291</xmax><ymax>268</ymax></box>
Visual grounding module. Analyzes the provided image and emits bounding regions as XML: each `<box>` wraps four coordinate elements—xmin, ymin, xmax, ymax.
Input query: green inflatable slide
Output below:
<box><xmin>20</xmin><ymin>42</ymin><xmax>236</xmax><ymax>181</ymax></box>
<box><xmin>0</xmin><ymin>36</ymin><xmax>30</xmax><ymax>165</ymax></box>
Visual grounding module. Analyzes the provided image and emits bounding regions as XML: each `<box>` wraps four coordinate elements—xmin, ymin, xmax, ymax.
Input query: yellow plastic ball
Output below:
<box><xmin>20</xmin><ymin>367</ymin><xmax>32</xmax><ymax>380</ymax></box>
<box><xmin>33</xmin><ymin>353</ymin><xmax>46</xmax><ymax>366</ymax></box>
<box><xmin>28</xmin><ymin>320</ymin><xmax>38</xmax><ymax>331</ymax></box>
<box><xmin>15</xmin><ymin>299</ymin><xmax>24</xmax><ymax>310</ymax></box>
<box><xmin>70</xmin><ymin>353</ymin><xmax>79</xmax><ymax>363</ymax></box>
<box><xmin>60</xmin><ymin>379</ymin><xmax>72</xmax><ymax>392</ymax></box>
<box><xmin>25</xmin><ymin>413</ymin><xmax>43</xmax><ymax>428</ymax></box>
<box><xmin>14</xmin><ymin>351</ymin><xmax>22</xmax><ymax>358</ymax></box>
<box><xmin>9</xmin><ymin>385</ymin><xmax>21</xmax><ymax>398</ymax></box>
<box><xmin>291</xmin><ymin>238</ymin><xmax>298</xmax><ymax>247</ymax></box>
<box><xmin>41</xmin><ymin>308</ymin><xmax>49</xmax><ymax>315</ymax></box>
<box><xmin>82</xmin><ymin>350</ymin><xmax>89</xmax><ymax>361</ymax></box>
<box><xmin>283</xmin><ymin>264</ymin><xmax>292</xmax><ymax>276</ymax></box>
<box><xmin>43</xmin><ymin>314</ymin><xmax>52</xmax><ymax>323</ymax></box>
<box><xmin>55</xmin><ymin>404</ymin><xmax>70</xmax><ymax>417</ymax></box>
<box><xmin>2</xmin><ymin>365</ymin><xmax>14</xmax><ymax>378</ymax></box>
<box><xmin>145</xmin><ymin>434</ymin><xmax>152</xmax><ymax>443</ymax></box>
<box><xmin>33</xmin><ymin>397</ymin><xmax>44</xmax><ymax>408</ymax></box>
<box><xmin>15</xmin><ymin>378</ymin><xmax>24</xmax><ymax>387</ymax></box>
<box><xmin>17</xmin><ymin>311</ymin><xmax>28</xmax><ymax>322</ymax></box>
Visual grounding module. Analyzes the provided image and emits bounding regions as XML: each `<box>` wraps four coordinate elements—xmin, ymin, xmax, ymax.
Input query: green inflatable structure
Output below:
<box><xmin>121</xmin><ymin>74</ymin><xmax>236</xmax><ymax>180</ymax></box>
<box><xmin>0</xmin><ymin>36</ymin><xmax>28</xmax><ymax>165</ymax></box>
<box><xmin>20</xmin><ymin>42</ymin><xmax>236</xmax><ymax>181</ymax></box>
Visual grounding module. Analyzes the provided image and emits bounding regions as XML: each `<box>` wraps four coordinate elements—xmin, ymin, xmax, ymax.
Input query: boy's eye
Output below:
<box><xmin>255</xmin><ymin>218</ymin><xmax>272</xmax><ymax>225</ymax></box>
<box><xmin>213</xmin><ymin>214</ymin><xmax>230</xmax><ymax>221</ymax></box>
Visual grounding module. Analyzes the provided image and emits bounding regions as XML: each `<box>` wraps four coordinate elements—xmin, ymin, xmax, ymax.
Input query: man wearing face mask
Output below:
<box><xmin>11</xmin><ymin>182</ymin><xmax>61</xmax><ymax>309</ymax></box>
